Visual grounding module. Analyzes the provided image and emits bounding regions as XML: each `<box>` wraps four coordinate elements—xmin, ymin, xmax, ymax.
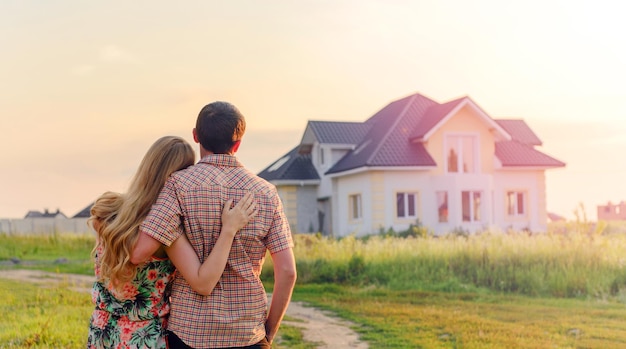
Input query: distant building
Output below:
<box><xmin>24</xmin><ymin>208</ymin><xmax>67</xmax><ymax>219</ymax></box>
<box><xmin>73</xmin><ymin>203</ymin><xmax>94</xmax><ymax>218</ymax></box>
<box><xmin>597</xmin><ymin>201</ymin><xmax>626</xmax><ymax>221</ymax></box>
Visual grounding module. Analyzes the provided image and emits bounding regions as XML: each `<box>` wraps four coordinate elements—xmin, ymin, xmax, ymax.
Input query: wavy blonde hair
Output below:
<box><xmin>88</xmin><ymin>191</ymin><xmax>123</xmax><ymax>234</ymax></box>
<box><xmin>89</xmin><ymin>191</ymin><xmax>123</xmax><ymax>266</ymax></box>
<box><xmin>94</xmin><ymin>136</ymin><xmax>195</xmax><ymax>287</ymax></box>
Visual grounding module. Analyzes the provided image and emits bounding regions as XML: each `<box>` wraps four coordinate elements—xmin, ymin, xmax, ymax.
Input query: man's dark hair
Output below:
<box><xmin>195</xmin><ymin>101</ymin><xmax>246</xmax><ymax>154</ymax></box>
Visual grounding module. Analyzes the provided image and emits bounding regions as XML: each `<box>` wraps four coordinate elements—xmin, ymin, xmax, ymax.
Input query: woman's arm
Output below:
<box><xmin>165</xmin><ymin>192</ymin><xmax>257</xmax><ymax>295</ymax></box>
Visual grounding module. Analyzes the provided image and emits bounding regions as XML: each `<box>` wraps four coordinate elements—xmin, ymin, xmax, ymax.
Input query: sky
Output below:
<box><xmin>1</xmin><ymin>0</ymin><xmax>625</xmax><ymax>221</ymax></box>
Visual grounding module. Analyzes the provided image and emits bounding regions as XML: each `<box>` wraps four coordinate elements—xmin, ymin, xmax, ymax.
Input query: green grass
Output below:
<box><xmin>0</xmin><ymin>233</ymin><xmax>95</xmax><ymax>261</ymax></box>
<box><xmin>0</xmin><ymin>233</ymin><xmax>94</xmax><ymax>275</ymax></box>
<box><xmin>0</xmin><ymin>279</ymin><xmax>92</xmax><ymax>348</ymax></box>
<box><xmin>293</xmin><ymin>284</ymin><xmax>626</xmax><ymax>348</ymax></box>
<box><xmin>272</xmin><ymin>316</ymin><xmax>320</xmax><ymax>349</ymax></box>
<box><xmin>6</xmin><ymin>224</ymin><xmax>626</xmax><ymax>347</ymax></box>
<box><xmin>0</xmin><ymin>277</ymin><xmax>315</xmax><ymax>349</ymax></box>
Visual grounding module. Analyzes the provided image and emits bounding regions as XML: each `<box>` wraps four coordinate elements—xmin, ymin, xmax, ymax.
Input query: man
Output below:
<box><xmin>130</xmin><ymin>101</ymin><xmax>297</xmax><ymax>349</ymax></box>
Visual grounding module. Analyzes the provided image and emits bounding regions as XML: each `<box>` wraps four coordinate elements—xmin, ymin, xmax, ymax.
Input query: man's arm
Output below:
<box><xmin>130</xmin><ymin>231</ymin><xmax>162</xmax><ymax>265</ymax></box>
<box><xmin>130</xmin><ymin>176</ymin><xmax>183</xmax><ymax>265</ymax></box>
<box><xmin>265</xmin><ymin>248</ymin><xmax>297</xmax><ymax>343</ymax></box>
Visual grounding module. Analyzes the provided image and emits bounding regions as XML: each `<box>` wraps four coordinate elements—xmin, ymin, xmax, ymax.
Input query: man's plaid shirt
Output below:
<box><xmin>140</xmin><ymin>154</ymin><xmax>293</xmax><ymax>348</ymax></box>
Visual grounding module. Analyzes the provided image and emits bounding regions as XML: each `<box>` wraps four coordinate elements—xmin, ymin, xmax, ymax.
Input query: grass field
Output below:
<box><xmin>3</xmin><ymin>223</ymin><xmax>626</xmax><ymax>348</ymax></box>
<box><xmin>0</xmin><ymin>278</ymin><xmax>92</xmax><ymax>348</ymax></box>
<box><xmin>293</xmin><ymin>284</ymin><xmax>626</xmax><ymax>348</ymax></box>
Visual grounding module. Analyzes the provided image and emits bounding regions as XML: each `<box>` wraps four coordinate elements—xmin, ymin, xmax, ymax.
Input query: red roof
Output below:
<box><xmin>496</xmin><ymin>119</ymin><xmax>542</xmax><ymax>146</ymax></box>
<box><xmin>409</xmin><ymin>97</ymin><xmax>466</xmax><ymax>140</ymax></box>
<box><xmin>260</xmin><ymin>92</ymin><xmax>566</xmax><ymax>178</ymax></box>
<box><xmin>495</xmin><ymin>140</ymin><xmax>565</xmax><ymax>167</ymax></box>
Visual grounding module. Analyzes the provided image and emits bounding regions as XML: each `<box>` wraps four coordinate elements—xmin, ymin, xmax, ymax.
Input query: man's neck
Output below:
<box><xmin>199</xmin><ymin>149</ymin><xmax>213</xmax><ymax>159</ymax></box>
<box><xmin>199</xmin><ymin>149</ymin><xmax>233</xmax><ymax>159</ymax></box>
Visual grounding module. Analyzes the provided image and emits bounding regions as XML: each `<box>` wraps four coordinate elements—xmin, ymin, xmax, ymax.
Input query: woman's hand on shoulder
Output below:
<box><xmin>221</xmin><ymin>192</ymin><xmax>257</xmax><ymax>236</ymax></box>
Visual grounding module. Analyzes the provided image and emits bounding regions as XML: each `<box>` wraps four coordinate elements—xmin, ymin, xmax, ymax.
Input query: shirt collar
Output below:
<box><xmin>198</xmin><ymin>154</ymin><xmax>243</xmax><ymax>168</ymax></box>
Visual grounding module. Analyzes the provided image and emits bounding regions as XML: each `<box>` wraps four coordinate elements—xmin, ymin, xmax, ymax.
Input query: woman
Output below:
<box><xmin>86</xmin><ymin>136</ymin><xmax>256</xmax><ymax>349</ymax></box>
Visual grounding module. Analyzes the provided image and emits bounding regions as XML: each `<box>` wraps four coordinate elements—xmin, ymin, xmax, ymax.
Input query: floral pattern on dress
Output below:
<box><xmin>87</xmin><ymin>245</ymin><xmax>175</xmax><ymax>349</ymax></box>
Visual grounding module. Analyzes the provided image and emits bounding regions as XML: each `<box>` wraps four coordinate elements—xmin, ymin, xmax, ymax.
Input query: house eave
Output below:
<box><xmin>496</xmin><ymin>165</ymin><xmax>566</xmax><ymax>171</ymax></box>
<box><xmin>320</xmin><ymin>143</ymin><xmax>356</xmax><ymax>149</ymax></box>
<box><xmin>269</xmin><ymin>179</ymin><xmax>321</xmax><ymax>186</ymax></box>
<box><xmin>326</xmin><ymin>165</ymin><xmax>436</xmax><ymax>178</ymax></box>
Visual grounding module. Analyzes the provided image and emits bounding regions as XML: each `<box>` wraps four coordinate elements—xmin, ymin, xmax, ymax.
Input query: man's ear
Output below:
<box><xmin>231</xmin><ymin>140</ymin><xmax>241</xmax><ymax>153</ymax></box>
<box><xmin>192</xmin><ymin>128</ymin><xmax>199</xmax><ymax>144</ymax></box>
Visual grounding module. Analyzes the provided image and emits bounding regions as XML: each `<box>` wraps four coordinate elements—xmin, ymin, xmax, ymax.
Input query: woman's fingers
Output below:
<box><xmin>234</xmin><ymin>192</ymin><xmax>252</xmax><ymax>210</ymax></box>
<box><xmin>222</xmin><ymin>198</ymin><xmax>234</xmax><ymax>215</ymax></box>
<box><xmin>225</xmin><ymin>192</ymin><xmax>257</xmax><ymax>227</ymax></box>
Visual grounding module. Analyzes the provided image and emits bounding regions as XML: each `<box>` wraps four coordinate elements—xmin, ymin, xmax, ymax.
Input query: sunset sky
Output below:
<box><xmin>1</xmin><ymin>1</ymin><xmax>625</xmax><ymax>221</ymax></box>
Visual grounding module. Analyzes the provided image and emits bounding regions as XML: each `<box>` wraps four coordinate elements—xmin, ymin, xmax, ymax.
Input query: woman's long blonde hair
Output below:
<box><xmin>94</xmin><ymin>136</ymin><xmax>195</xmax><ymax>286</ymax></box>
<box><xmin>88</xmin><ymin>191</ymin><xmax>123</xmax><ymax>234</ymax></box>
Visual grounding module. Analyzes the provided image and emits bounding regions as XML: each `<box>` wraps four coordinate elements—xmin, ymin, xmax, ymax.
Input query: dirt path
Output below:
<box><xmin>0</xmin><ymin>269</ymin><xmax>367</xmax><ymax>349</ymax></box>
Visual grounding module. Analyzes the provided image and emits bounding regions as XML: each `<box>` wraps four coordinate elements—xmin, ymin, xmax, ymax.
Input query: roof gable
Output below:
<box><xmin>327</xmin><ymin>93</ymin><xmax>439</xmax><ymax>173</ymax></box>
<box><xmin>258</xmin><ymin>146</ymin><xmax>320</xmax><ymax>182</ymax></box>
<box><xmin>410</xmin><ymin>97</ymin><xmax>511</xmax><ymax>142</ymax></box>
<box><xmin>73</xmin><ymin>204</ymin><xmax>94</xmax><ymax>218</ymax></box>
<box><xmin>408</xmin><ymin>97</ymin><xmax>465</xmax><ymax>140</ymax></box>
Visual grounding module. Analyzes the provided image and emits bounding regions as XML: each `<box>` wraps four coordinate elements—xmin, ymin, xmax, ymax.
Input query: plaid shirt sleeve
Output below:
<box><xmin>264</xmin><ymin>189</ymin><xmax>294</xmax><ymax>254</ymax></box>
<box><xmin>140</xmin><ymin>176</ymin><xmax>184</xmax><ymax>247</ymax></box>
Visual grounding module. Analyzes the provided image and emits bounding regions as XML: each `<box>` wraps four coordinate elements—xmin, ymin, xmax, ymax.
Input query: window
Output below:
<box><xmin>506</xmin><ymin>191</ymin><xmax>526</xmax><ymax>216</ymax></box>
<box><xmin>446</xmin><ymin>135</ymin><xmax>476</xmax><ymax>173</ymax></box>
<box><xmin>396</xmin><ymin>192</ymin><xmax>417</xmax><ymax>218</ymax></box>
<box><xmin>349</xmin><ymin>194</ymin><xmax>362</xmax><ymax>220</ymax></box>
<box><xmin>462</xmin><ymin>191</ymin><xmax>481</xmax><ymax>222</ymax></box>
<box><xmin>436</xmin><ymin>191</ymin><xmax>448</xmax><ymax>223</ymax></box>
<box><xmin>319</xmin><ymin>147</ymin><xmax>325</xmax><ymax>166</ymax></box>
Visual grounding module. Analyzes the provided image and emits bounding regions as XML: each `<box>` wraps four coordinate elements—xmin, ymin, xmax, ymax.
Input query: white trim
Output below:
<box><xmin>326</xmin><ymin>165</ymin><xmax>436</xmax><ymax>178</ymax></box>
<box><xmin>319</xmin><ymin>143</ymin><xmax>356</xmax><ymax>150</ymax></box>
<box><xmin>444</xmin><ymin>132</ymin><xmax>480</xmax><ymax>174</ymax></box>
<box><xmin>505</xmin><ymin>190</ymin><xmax>527</xmax><ymax>217</ymax></box>
<box><xmin>495</xmin><ymin>165</ymin><xmax>564</xmax><ymax>171</ymax></box>
<box><xmin>395</xmin><ymin>191</ymin><xmax>419</xmax><ymax>219</ymax></box>
<box><xmin>422</xmin><ymin>98</ymin><xmax>512</xmax><ymax>142</ymax></box>
<box><xmin>348</xmin><ymin>193</ymin><xmax>363</xmax><ymax>221</ymax></box>
<box><xmin>270</xmin><ymin>180</ymin><xmax>320</xmax><ymax>186</ymax></box>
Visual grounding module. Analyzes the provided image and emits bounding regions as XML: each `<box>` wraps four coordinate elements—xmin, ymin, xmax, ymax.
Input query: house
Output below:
<box><xmin>24</xmin><ymin>208</ymin><xmax>67</xmax><ymax>219</ymax></box>
<box><xmin>258</xmin><ymin>92</ymin><xmax>565</xmax><ymax>236</ymax></box>
<box><xmin>73</xmin><ymin>203</ymin><xmax>94</xmax><ymax>218</ymax></box>
<box><xmin>597</xmin><ymin>201</ymin><xmax>626</xmax><ymax>221</ymax></box>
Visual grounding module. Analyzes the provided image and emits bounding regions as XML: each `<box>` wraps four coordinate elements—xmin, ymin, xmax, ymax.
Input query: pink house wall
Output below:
<box><xmin>597</xmin><ymin>201</ymin><xmax>626</xmax><ymax>221</ymax></box>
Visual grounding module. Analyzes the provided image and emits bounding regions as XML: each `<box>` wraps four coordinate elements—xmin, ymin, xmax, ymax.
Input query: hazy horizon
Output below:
<box><xmin>2</xmin><ymin>1</ymin><xmax>625</xmax><ymax>221</ymax></box>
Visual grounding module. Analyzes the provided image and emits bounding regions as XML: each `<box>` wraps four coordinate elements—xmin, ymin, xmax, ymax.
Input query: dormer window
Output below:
<box><xmin>446</xmin><ymin>134</ymin><xmax>477</xmax><ymax>173</ymax></box>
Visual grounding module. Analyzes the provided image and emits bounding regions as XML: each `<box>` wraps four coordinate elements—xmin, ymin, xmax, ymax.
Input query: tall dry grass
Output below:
<box><xmin>263</xmin><ymin>221</ymin><xmax>626</xmax><ymax>299</ymax></box>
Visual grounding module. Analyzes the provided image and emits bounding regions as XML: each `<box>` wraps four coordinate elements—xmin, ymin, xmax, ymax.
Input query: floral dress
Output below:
<box><xmin>87</xmin><ymin>245</ymin><xmax>176</xmax><ymax>349</ymax></box>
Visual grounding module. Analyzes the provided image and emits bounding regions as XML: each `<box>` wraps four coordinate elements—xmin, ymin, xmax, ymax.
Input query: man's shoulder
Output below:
<box><xmin>172</xmin><ymin>163</ymin><xmax>278</xmax><ymax>195</ymax></box>
<box><xmin>239</xmin><ymin>168</ymin><xmax>278</xmax><ymax>195</ymax></box>
<box><xmin>170</xmin><ymin>164</ymin><xmax>205</xmax><ymax>186</ymax></box>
